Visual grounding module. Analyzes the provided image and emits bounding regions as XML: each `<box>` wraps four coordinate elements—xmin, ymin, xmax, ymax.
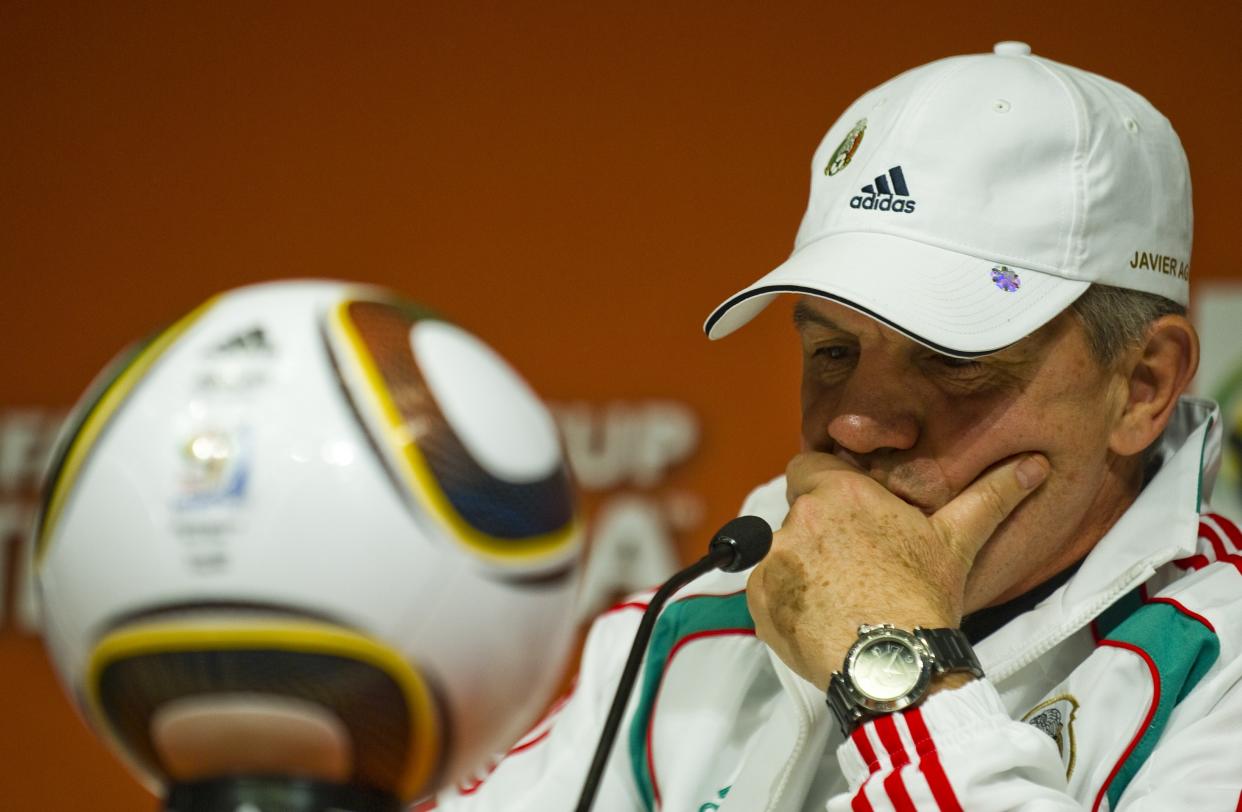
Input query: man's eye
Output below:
<box><xmin>931</xmin><ymin>355</ymin><xmax>990</xmax><ymax>380</ymax></box>
<box><xmin>935</xmin><ymin>355</ymin><xmax>982</xmax><ymax>370</ymax></box>
<box><xmin>813</xmin><ymin>345</ymin><xmax>853</xmax><ymax>360</ymax></box>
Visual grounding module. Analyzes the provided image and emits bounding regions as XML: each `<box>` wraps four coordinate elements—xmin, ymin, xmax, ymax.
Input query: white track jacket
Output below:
<box><xmin>423</xmin><ymin>398</ymin><xmax>1242</xmax><ymax>811</ymax></box>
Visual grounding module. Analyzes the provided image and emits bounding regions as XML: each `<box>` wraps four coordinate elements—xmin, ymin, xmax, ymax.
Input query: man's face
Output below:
<box><xmin>794</xmin><ymin>296</ymin><xmax>1140</xmax><ymax>612</ymax></box>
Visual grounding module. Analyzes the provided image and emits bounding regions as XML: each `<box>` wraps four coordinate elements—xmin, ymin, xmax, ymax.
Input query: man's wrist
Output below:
<box><xmin>927</xmin><ymin>671</ymin><xmax>977</xmax><ymax>696</ymax></box>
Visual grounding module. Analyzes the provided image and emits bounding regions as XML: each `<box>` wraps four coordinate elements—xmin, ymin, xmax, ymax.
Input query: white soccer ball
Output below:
<box><xmin>33</xmin><ymin>280</ymin><xmax>583</xmax><ymax>805</ymax></box>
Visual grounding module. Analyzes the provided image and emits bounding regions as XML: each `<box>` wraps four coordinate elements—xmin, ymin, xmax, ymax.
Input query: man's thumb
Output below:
<box><xmin>931</xmin><ymin>454</ymin><xmax>1049</xmax><ymax>562</ymax></box>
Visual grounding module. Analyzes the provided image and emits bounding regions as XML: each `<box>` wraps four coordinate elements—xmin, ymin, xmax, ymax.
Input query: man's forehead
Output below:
<box><xmin>792</xmin><ymin>297</ymin><xmax>852</xmax><ymax>331</ymax></box>
<box><xmin>791</xmin><ymin>296</ymin><xmax>895</xmax><ymax>336</ymax></box>
<box><xmin>791</xmin><ymin>295</ymin><xmax>1067</xmax><ymax>359</ymax></box>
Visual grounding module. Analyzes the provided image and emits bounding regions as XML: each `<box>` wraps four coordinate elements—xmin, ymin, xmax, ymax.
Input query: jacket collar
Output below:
<box><xmin>977</xmin><ymin>397</ymin><xmax>1221</xmax><ymax>679</ymax></box>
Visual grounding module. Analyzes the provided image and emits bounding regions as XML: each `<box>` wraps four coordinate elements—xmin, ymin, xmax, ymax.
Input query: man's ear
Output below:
<box><xmin>1109</xmin><ymin>314</ymin><xmax>1200</xmax><ymax>456</ymax></box>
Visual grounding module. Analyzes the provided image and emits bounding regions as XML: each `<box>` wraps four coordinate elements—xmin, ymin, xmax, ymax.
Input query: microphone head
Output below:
<box><xmin>708</xmin><ymin>515</ymin><xmax>773</xmax><ymax>573</ymax></box>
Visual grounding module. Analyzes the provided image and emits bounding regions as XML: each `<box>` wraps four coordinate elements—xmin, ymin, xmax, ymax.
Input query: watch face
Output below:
<box><xmin>851</xmin><ymin>637</ymin><xmax>922</xmax><ymax>701</ymax></box>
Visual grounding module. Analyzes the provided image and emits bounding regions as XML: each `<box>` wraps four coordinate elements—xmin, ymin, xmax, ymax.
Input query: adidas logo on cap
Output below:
<box><xmin>849</xmin><ymin>166</ymin><xmax>916</xmax><ymax>213</ymax></box>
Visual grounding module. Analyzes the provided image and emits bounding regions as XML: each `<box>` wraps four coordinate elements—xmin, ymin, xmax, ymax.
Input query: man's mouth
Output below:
<box><xmin>829</xmin><ymin>447</ymin><xmax>944</xmax><ymax>515</ymax></box>
<box><xmin>883</xmin><ymin>483</ymin><xmax>940</xmax><ymax>516</ymax></box>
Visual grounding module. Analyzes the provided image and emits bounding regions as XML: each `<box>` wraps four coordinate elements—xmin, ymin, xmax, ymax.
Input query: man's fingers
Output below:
<box><xmin>784</xmin><ymin>451</ymin><xmax>861</xmax><ymax>504</ymax></box>
<box><xmin>931</xmin><ymin>454</ymin><xmax>1049</xmax><ymax>561</ymax></box>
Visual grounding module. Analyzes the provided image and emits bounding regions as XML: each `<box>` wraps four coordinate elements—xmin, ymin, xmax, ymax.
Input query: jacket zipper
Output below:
<box><xmin>761</xmin><ymin>660</ymin><xmax>819</xmax><ymax>812</ymax></box>
<box><xmin>991</xmin><ymin>558</ymin><xmax>1160</xmax><ymax>680</ymax></box>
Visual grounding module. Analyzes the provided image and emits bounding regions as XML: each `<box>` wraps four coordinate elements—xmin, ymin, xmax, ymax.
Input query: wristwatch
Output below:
<box><xmin>825</xmin><ymin>624</ymin><xmax>983</xmax><ymax>736</ymax></box>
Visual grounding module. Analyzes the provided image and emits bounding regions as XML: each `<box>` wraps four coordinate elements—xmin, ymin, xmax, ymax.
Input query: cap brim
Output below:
<box><xmin>704</xmin><ymin>231</ymin><xmax>1089</xmax><ymax>357</ymax></box>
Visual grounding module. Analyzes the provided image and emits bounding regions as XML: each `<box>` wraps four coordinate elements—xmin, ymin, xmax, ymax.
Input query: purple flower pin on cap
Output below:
<box><xmin>991</xmin><ymin>266</ymin><xmax>1021</xmax><ymax>292</ymax></box>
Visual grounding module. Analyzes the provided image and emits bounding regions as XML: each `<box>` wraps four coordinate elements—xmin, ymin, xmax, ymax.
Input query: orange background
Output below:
<box><xmin>3</xmin><ymin>2</ymin><xmax>1241</xmax><ymax>808</ymax></box>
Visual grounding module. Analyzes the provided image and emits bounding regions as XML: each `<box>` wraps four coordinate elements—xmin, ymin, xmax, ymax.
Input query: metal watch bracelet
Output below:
<box><xmin>915</xmin><ymin>627</ymin><xmax>984</xmax><ymax>679</ymax></box>
<box><xmin>826</xmin><ymin>626</ymin><xmax>984</xmax><ymax>737</ymax></box>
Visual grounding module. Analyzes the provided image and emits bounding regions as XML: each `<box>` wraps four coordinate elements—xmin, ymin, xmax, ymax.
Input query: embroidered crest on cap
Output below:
<box><xmin>825</xmin><ymin>119</ymin><xmax>867</xmax><ymax>176</ymax></box>
<box><xmin>991</xmin><ymin>266</ymin><xmax>1021</xmax><ymax>292</ymax></box>
<box><xmin>1022</xmin><ymin>694</ymin><xmax>1079</xmax><ymax>780</ymax></box>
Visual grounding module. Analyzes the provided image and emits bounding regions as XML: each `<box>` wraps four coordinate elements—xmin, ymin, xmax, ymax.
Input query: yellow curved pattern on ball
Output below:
<box><xmin>34</xmin><ymin>297</ymin><xmax>218</xmax><ymax>569</ymax></box>
<box><xmin>328</xmin><ymin>299</ymin><xmax>581</xmax><ymax>565</ymax></box>
<box><xmin>86</xmin><ymin>619</ymin><xmax>441</xmax><ymax>800</ymax></box>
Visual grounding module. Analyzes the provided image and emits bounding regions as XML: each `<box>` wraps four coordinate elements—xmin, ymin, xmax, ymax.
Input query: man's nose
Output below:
<box><xmin>825</xmin><ymin>372</ymin><xmax>920</xmax><ymax>456</ymax></box>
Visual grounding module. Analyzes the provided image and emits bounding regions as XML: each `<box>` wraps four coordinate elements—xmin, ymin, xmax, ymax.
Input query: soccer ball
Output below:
<box><xmin>32</xmin><ymin>280</ymin><xmax>583</xmax><ymax>805</ymax></box>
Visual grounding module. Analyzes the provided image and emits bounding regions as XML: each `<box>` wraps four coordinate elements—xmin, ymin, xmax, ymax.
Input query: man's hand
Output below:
<box><xmin>745</xmin><ymin>451</ymin><xmax>1049</xmax><ymax>691</ymax></box>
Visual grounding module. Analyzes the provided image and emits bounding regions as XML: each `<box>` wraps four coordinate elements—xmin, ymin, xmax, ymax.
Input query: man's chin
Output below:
<box><xmin>961</xmin><ymin>537</ymin><xmax>1020</xmax><ymax>613</ymax></box>
<box><xmin>883</xmin><ymin>482</ymin><xmax>942</xmax><ymax>515</ymax></box>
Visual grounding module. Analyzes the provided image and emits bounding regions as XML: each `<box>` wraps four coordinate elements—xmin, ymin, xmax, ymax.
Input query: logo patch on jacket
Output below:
<box><xmin>1022</xmin><ymin>694</ymin><xmax>1080</xmax><ymax>780</ymax></box>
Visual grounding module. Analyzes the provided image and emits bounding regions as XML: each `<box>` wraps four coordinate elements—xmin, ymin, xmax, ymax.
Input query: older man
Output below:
<box><xmin>427</xmin><ymin>43</ymin><xmax>1239</xmax><ymax>811</ymax></box>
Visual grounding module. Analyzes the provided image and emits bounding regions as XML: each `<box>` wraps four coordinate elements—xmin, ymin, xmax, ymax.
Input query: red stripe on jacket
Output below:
<box><xmin>1207</xmin><ymin>513</ymin><xmax>1242</xmax><ymax>550</ymax></box>
<box><xmin>905</xmin><ymin>706</ymin><xmax>964</xmax><ymax>812</ymax></box>
<box><xmin>1200</xmin><ymin>523</ymin><xmax>1242</xmax><ymax>576</ymax></box>
<box><xmin>1092</xmin><ymin>640</ymin><xmax>1162</xmax><ymax>812</ymax></box>
<box><xmin>874</xmin><ymin>716</ymin><xmax>916</xmax><ymax>810</ymax></box>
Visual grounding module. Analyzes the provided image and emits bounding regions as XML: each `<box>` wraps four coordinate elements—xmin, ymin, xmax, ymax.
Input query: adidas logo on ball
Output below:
<box><xmin>849</xmin><ymin>166</ymin><xmax>916</xmax><ymax>213</ymax></box>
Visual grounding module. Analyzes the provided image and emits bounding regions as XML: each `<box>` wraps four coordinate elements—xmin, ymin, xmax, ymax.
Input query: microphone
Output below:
<box><xmin>574</xmin><ymin>515</ymin><xmax>773</xmax><ymax>812</ymax></box>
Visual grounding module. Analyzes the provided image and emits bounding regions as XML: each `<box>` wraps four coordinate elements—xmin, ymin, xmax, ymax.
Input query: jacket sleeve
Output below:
<box><xmin>828</xmin><ymin>679</ymin><xmax>1074</xmax><ymax>811</ymax></box>
<box><xmin>419</xmin><ymin>599</ymin><xmax>650</xmax><ymax>812</ymax></box>
<box><xmin>827</xmin><ymin>675</ymin><xmax>1242</xmax><ymax>811</ymax></box>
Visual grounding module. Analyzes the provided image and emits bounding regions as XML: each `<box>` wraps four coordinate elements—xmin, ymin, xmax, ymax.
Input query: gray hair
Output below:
<box><xmin>1068</xmin><ymin>284</ymin><xmax>1186</xmax><ymax>367</ymax></box>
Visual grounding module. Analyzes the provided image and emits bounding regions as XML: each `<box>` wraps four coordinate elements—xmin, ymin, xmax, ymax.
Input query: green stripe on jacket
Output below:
<box><xmin>1102</xmin><ymin>600</ymin><xmax>1219</xmax><ymax>807</ymax></box>
<box><xmin>628</xmin><ymin>591</ymin><xmax>755</xmax><ymax>811</ymax></box>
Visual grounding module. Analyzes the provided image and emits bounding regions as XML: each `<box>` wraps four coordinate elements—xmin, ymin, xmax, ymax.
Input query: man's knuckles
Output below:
<box><xmin>786</xmin><ymin>475</ymin><xmax>883</xmax><ymax>524</ymax></box>
<box><xmin>784</xmin><ymin>452</ymin><xmax>870</xmax><ymax>498</ymax></box>
<box><xmin>784</xmin><ymin>492</ymin><xmax>830</xmax><ymax>532</ymax></box>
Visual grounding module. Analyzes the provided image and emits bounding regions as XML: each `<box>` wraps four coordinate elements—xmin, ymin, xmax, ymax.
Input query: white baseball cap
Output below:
<box><xmin>704</xmin><ymin>42</ymin><xmax>1193</xmax><ymax>357</ymax></box>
